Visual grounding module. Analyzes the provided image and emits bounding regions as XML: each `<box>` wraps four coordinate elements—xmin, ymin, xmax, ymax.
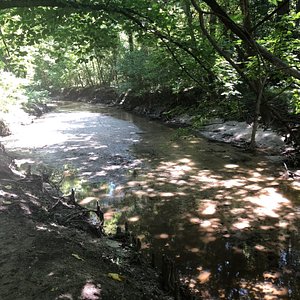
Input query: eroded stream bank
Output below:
<box><xmin>2</xmin><ymin>101</ymin><xmax>300</xmax><ymax>299</ymax></box>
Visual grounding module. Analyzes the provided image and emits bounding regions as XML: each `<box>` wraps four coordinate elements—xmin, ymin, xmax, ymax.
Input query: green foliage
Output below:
<box><xmin>117</xmin><ymin>48</ymin><xmax>186</xmax><ymax>92</ymax></box>
<box><xmin>21</xmin><ymin>88</ymin><xmax>50</xmax><ymax>115</ymax></box>
<box><xmin>0</xmin><ymin>7</ymin><xmax>121</xmax><ymax>88</ymax></box>
<box><xmin>292</xmin><ymin>81</ymin><xmax>300</xmax><ymax>114</ymax></box>
<box><xmin>105</xmin><ymin>212</ymin><xmax>122</xmax><ymax>235</ymax></box>
<box><xmin>0</xmin><ymin>0</ymin><xmax>299</xmax><ymax>135</ymax></box>
<box><xmin>192</xmin><ymin>116</ymin><xmax>209</xmax><ymax>128</ymax></box>
<box><xmin>48</xmin><ymin>164</ymin><xmax>80</xmax><ymax>194</ymax></box>
<box><xmin>163</xmin><ymin>106</ymin><xmax>189</xmax><ymax>118</ymax></box>
<box><xmin>0</xmin><ymin>70</ymin><xmax>50</xmax><ymax>116</ymax></box>
<box><xmin>0</xmin><ymin>71</ymin><xmax>27</xmax><ymax>112</ymax></box>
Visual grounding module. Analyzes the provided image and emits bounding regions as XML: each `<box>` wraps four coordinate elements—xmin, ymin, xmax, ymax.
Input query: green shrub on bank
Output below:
<box><xmin>0</xmin><ymin>71</ymin><xmax>50</xmax><ymax>114</ymax></box>
<box><xmin>0</xmin><ymin>71</ymin><xmax>27</xmax><ymax>112</ymax></box>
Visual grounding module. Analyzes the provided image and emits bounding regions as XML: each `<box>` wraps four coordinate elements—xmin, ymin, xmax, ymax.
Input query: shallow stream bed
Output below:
<box><xmin>2</xmin><ymin>101</ymin><xmax>300</xmax><ymax>299</ymax></box>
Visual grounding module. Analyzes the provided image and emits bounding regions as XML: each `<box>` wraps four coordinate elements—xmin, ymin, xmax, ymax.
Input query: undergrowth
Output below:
<box><xmin>0</xmin><ymin>71</ymin><xmax>50</xmax><ymax>114</ymax></box>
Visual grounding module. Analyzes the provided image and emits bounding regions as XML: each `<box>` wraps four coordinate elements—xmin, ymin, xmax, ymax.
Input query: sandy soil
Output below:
<box><xmin>200</xmin><ymin>120</ymin><xmax>285</xmax><ymax>152</ymax></box>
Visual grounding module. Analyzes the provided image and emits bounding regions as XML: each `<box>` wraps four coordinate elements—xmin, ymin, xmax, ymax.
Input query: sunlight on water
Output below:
<box><xmin>2</xmin><ymin>102</ymin><xmax>300</xmax><ymax>299</ymax></box>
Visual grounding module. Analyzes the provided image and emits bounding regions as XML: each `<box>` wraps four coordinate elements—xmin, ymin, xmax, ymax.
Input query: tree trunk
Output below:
<box><xmin>95</xmin><ymin>55</ymin><xmax>104</xmax><ymax>84</ymax></box>
<box><xmin>183</xmin><ymin>0</ymin><xmax>197</xmax><ymax>47</ymax></box>
<box><xmin>128</xmin><ymin>31</ymin><xmax>134</xmax><ymax>52</ymax></box>
<box><xmin>0</xmin><ymin>27</ymin><xmax>11</xmax><ymax>71</ymax></box>
<box><xmin>83</xmin><ymin>62</ymin><xmax>94</xmax><ymax>86</ymax></box>
<box><xmin>77</xmin><ymin>73</ymin><xmax>84</xmax><ymax>88</ymax></box>
<box><xmin>296</xmin><ymin>0</ymin><xmax>300</xmax><ymax>27</ymax></box>
<box><xmin>209</xmin><ymin>9</ymin><xmax>217</xmax><ymax>35</ymax></box>
<box><xmin>240</xmin><ymin>0</ymin><xmax>251</xmax><ymax>33</ymax></box>
<box><xmin>197</xmin><ymin>10</ymin><xmax>248</xmax><ymax>84</ymax></box>
<box><xmin>192</xmin><ymin>0</ymin><xmax>300</xmax><ymax>80</ymax></box>
<box><xmin>91</xmin><ymin>58</ymin><xmax>98</xmax><ymax>85</ymax></box>
<box><xmin>277</xmin><ymin>0</ymin><xmax>290</xmax><ymax>17</ymax></box>
<box><xmin>249</xmin><ymin>77</ymin><xmax>267</xmax><ymax>149</ymax></box>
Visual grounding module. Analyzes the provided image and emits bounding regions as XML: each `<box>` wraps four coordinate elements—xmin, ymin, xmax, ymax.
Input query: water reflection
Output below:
<box><xmin>73</xmin><ymin>137</ymin><xmax>299</xmax><ymax>299</ymax></box>
<box><xmin>2</xmin><ymin>102</ymin><xmax>300</xmax><ymax>299</ymax></box>
<box><xmin>68</xmin><ymin>141</ymin><xmax>300</xmax><ymax>299</ymax></box>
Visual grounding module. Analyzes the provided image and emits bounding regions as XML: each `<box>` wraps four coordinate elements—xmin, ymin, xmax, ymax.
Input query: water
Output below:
<box><xmin>2</xmin><ymin>101</ymin><xmax>300</xmax><ymax>299</ymax></box>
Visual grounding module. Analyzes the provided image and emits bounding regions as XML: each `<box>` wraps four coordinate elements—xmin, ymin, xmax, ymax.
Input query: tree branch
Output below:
<box><xmin>0</xmin><ymin>0</ymin><xmax>75</xmax><ymax>9</ymax></box>
<box><xmin>194</xmin><ymin>0</ymin><xmax>300</xmax><ymax>80</ymax></box>
<box><xmin>1</xmin><ymin>0</ymin><xmax>299</xmax><ymax>80</ymax></box>
<box><xmin>193</xmin><ymin>3</ymin><xmax>250</xmax><ymax>84</ymax></box>
<box><xmin>162</xmin><ymin>40</ymin><xmax>205</xmax><ymax>88</ymax></box>
<box><xmin>251</xmin><ymin>0</ymin><xmax>289</xmax><ymax>33</ymax></box>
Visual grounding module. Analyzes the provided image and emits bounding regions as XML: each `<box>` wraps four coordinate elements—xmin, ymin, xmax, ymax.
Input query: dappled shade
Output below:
<box><xmin>104</xmin><ymin>133</ymin><xmax>300</xmax><ymax>299</ymax></box>
<box><xmin>2</xmin><ymin>103</ymin><xmax>299</xmax><ymax>299</ymax></box>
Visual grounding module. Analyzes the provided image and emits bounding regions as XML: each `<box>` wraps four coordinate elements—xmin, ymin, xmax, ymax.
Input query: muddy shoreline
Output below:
<box><xmin>0</xmin><ymin>150</ymin><xmax>186</xmax><ymax>299</ymax></box>
<box><xmin>57</xmin><ymin>86</ymin><xmax>299</xmax><ymax>172</ymax></box>
<box><xmin>0</xmin><ymin>101</ymin><xmax>192</xmax><ymax>300</ymax></box>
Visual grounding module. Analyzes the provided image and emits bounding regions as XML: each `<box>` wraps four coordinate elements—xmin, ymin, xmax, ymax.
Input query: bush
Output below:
<box><xmin>0</xmin><ymin>71</ymin><xmax>50</xmax><ymax>115</ymax></box>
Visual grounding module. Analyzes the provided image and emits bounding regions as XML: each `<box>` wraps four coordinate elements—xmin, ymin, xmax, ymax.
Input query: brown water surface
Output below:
<box><xmin>2</xmin><ymin>102</ymin><xmax>300</xmax><ymax>299</ymax></box>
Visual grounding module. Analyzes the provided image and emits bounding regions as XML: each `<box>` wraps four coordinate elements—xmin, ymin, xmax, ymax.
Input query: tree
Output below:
<box><xmin>0</xmin><ymin>0</ymin><xmax>299</xmax><ymax>148</ymax></box>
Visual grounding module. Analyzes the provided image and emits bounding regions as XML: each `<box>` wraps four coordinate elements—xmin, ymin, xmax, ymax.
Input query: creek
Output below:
<box><xmin>2</xmin><ymin>101</ymin><xmax>300</xmax><ymax>299</ymax></box>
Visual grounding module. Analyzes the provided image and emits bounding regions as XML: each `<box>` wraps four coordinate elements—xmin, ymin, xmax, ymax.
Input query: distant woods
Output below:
<box><xmin>0</xmin><ymin>0</ymin><xmax>299</xmax><ymax>148</ymax></box>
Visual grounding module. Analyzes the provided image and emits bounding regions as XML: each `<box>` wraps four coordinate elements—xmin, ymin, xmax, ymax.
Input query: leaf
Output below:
<box><xmin>3</xmin><ymin>200</ymin><xmax>12</xmax><ymax>205</ymax></box>
<box><xmin>268</xmin><ymin>0</ymin><xmax>278</xmax><ymax>5</ymax></box>
<box><xmin>72</xmin><ymin>253</ymin><xmax>85</xmax><ymax>261</ymax></box>
<box><xmin>4</xmin><ymin>185</ymin><xmax>12</xmax><ymax>190</ymax></box>
<box><xmin>107</xmin><ymin>273</ymin><xmax>125</xmax><ymax>282</ymax></box>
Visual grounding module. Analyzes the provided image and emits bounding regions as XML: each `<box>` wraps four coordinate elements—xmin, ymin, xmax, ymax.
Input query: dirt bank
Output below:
<box><xmin>57</xmin><ymin>86</ymin><xmax>118</xmax><ymax>105</ymax></box>
<box><xmin>0</xmin><ymin>152</ymin><xmax>176</xmax><ymax>300</ymax></box>
<box><xmin>0</xmin><ymin>97</ymin><xmax>188</xmax><ymax>299</ymax></box>
<box><xmin>57</xmin><ymin>86</ymin><xmax>203</xmax><ymax>121</ymax></box>
<box><xmin>58</xmin><ymin>86</ymin><xmax>299</xmax><ymax>167</ymax></box>
<box><xmin>0</xmin><ymin>99</ymin><xmax>200</xmax><ymax>300</ymax></box>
